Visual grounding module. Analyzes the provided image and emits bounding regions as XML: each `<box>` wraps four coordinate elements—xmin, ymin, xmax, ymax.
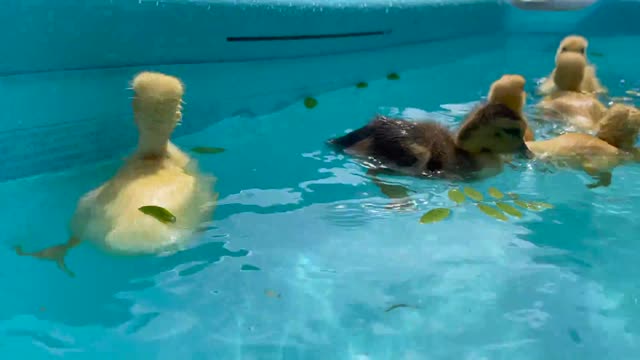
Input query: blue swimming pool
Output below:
<box><xmin>2</xmin><ymin>0</ymin><xmax>640</xmax><ymax>359</ymax></box>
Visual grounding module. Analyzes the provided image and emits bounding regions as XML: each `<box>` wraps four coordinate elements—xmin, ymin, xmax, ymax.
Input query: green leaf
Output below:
<box><xmin>463</xmin><ymin>187</ymin><xmax>484</xmax><ymax>201</ymax></box>
<box><xmin>419</xmin><ymin>208</ymin><xmax>451</xmax><ymax>224</ymax></box>
<box><xmin>488</xmin><ymin>187</ymin><xmax>505</xmax><ymax>199</ymax></box>
<box><xmin>386</xmin><ymin>73</ymin><xmax>400</xmax><ymax>80</ymax></box>
<box><xmin>496</xmin><ymin>202</ymin><xmax>523</xmax><ymax>218</ymax></box>
<box><xmin>448</xmin><ymin>188</ymin><xmax>466</xmax><ymax>204</ymax></box>
<box><xmin>191</xmin><ymin>146</ymin><xmax>225</xmax><ymax>154</ymax></box>
<box><xmin>477</xmin><ymin>204</ymin><xmax>508</xmax><ymax>221</ymax></box>
<box><xmin>138</xmin><ymin>205</ymin><xmax>177</xmax><ymax>224</ymax></box>
<box><xmin>531</xmin><ymin>201</ymin><xmax>554</xmax><ymax>209</ymax></box>
<box><xmin>304</xmin><ymin>97</ymin><xmax>318</xmax><ymax>109</ymax></box>
<box><xmin>356</xmin><ymin>82</ymin><xmax>368</xmax><ymax>88</ymax></box>
<box><xmin>514</xmin><ymin>200</ymin><xmax>542</xmax><ymax>211</ymax></box>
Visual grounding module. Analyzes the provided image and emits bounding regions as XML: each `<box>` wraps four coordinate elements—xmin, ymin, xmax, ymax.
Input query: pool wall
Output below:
<box><xmin>0</xmin><ymin>0</ymin><xmax>638</xmax><ymax>181</ymax></box>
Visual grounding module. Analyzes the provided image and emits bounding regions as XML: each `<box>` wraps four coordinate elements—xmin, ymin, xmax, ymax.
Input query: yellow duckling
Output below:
<box><xmin>16</xmin><ymin>71</ymin><xmax>217</xmax><ymax>276</ymax></box>
<box><xmin>328</xmin><ymin>74</ymin><xmax>533</xmax><ymax>181</ymax></box>
<box><xmin>526</xmin><ymin>103</ymin><xmax>640</xmax><ymax>188</ymax></box>
<box><xmin>538</xmin><ymin>34</ymin><xmax>605</xmax><ymax>96</ymax></box>
<box><xmin>537</xmin><ymin>51</ymin><xmax>608</xmax><ymax>132</ymax></box>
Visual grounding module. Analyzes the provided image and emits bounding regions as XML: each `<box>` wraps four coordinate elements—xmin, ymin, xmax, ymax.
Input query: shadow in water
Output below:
<box><xmin>1</xmin><ymin>237</ymin><xmax>249</xmax><ymax>330</ymax></box>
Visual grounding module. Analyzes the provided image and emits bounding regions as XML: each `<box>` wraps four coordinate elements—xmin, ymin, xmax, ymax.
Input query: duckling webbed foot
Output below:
<box><xmin>583</xmin><ymin>163</ymin><xmax>612</xmax><ymax>189</ymax></box>
<box><xmin>14</xmin><ymin>237</ymin><xmax>81</xmax><ymax>277</ymax></box>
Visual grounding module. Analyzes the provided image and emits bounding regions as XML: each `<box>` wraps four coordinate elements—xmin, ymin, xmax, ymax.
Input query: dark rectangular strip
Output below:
<box><xmin>227</xmin><ymin>30</ymin><xmax>389</xmax><ymax>42</ymax></box>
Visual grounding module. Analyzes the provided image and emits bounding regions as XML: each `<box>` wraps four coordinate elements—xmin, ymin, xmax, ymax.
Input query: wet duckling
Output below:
<box><xmin>527</xmin><ymin>103</ymin><xmax>640</xmax><ymax>188</ymax></box>
<box><xmin>328</xmin><ymin>74</ymin><xmax>532</xmax><ymax>181</ymax></box>
<box><xmin>538</xmin><ymin>34</ymin><xmax>605</xmax><ymax>95</ymax></box>
<box><xmin>537</xmin><ymin>51</ymin><xmax>608</xmax><ymax>132</ymax></box>
<box><xmin>16</xmin><ymin>71</ymin><xmax>217</xmax><ymax>276</ymax></box>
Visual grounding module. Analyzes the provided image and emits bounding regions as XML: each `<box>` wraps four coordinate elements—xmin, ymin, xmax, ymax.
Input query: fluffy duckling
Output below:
<box><xmin>538</xmin><ymin>35</ymin><xmax>605</xmax><ymax>96</ymax></box>
<box><xmin>328</xmin><ymin>74</ymin><xmax>532</xmax><ymax>181</ymax></box>
<box><xmin>526</xmin><ymin>103</ymin><xmax>640</xmax><ymax>188</ymax></box>
<box><xmin>16</xmin><ymin>71</ymin><xmax>217</xmax><ymax>276</ymax></box>
<box><xmin>537</xmin><ymin>51</ymin><xmax>608</xmax><ymax>132</ymax></box>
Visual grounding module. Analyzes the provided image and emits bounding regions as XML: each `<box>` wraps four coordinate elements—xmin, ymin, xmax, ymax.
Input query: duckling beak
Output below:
<box><xmin>518</xmin><ymin>143</ymin><xmax>535</xmax><ymax>159</ymax></box>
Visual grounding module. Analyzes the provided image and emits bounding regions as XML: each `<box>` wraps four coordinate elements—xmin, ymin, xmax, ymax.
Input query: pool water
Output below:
<box><xmin>3</xmin><ymin>35</ymin><xmax>640</xmax><ymax>359</ymax></box>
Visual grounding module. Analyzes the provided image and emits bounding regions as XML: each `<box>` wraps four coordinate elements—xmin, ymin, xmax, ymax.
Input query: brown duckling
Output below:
<box><xmin>538</xmin><ymin>34</ymin><xmax>605</xmax><ymax>96</ymax></box>
<box><xmin>537</xmin><ymin>51</ymin><xmax>608</xmax><ymax>132</ymax></box>
<box><xmin>328</xmin><ymin>74</ymin><xmax>533</xmax><ymax>181</ymax></box>
<box><xmin>526</xmin><ymin>103</ymin><xmax>640</xmax><ymax>188</ymax></box>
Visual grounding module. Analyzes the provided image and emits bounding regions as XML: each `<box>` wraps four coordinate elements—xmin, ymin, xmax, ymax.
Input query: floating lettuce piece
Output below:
<box><xmin>386</xmin><ymin>73</ymin><xmax>400</xmax><ymax>80</ymax></box>
<box><xmin>138</xmin><ymin>205</ymin><xmax>176</xmax><ymax>224</ymax></box>
<box><xmin>304</xmin><ymin>97</ymin><xmax>318</xmax><ymax>109</ymax></box>
<box><xmin>513</xmin><ymin>200</ymin><xmax>528</xmax><ymax>209</ymax></box>
<box><xmin>419</xmin><ymin>208</ymin><xmax>451</xmax><ymax>224</ymax></box>
<box><xmin>356</xmin><ymin>82</ymin><xmax>368</xmax><ymax>88</ymax></box>
<box><xmin>448</xmin><ymin>188</ymin><xmax>466</xmax><ymax>205</ymax></box>
<box><xmin>477</xmin><ymin>204</ymin><xmax>508</xmax><ymax>221</ymax></box>
<box><xmin>626</xmin><ymin>90</ymin><xmax>640</xmax><ymax>97</ymax></box>
<box><xmin>191</xmin><ymin>146</ymin><xmax>225</xmax><ymax>154</ymax></box>
<box><xmin>507</xmin><ymin>192</ymin><xmax>519</xmax><ymax>200</ymax></box>
<box><xmin>531</xmin><ymin>201</ymin><xmax>554</xmax><ymax>209</ymax></box>
<box><xmin>488</xmin><ymin>187</ymin><xmax>505</xmax><ymax>199</ymax></box>
<box><xmin>464</xmin><ymin>187</ymin><xmax>484</xmax><ymax>201</ymax></box>
<box><xmin>513</xmin><ymin>200</ymin><xmax>543</xmax><ymax>211</ymax></box>
<box><xmin>496</xmin><ymin>202</ymin><xmax>523</xmax><ymax>218</ymax></box>
<box><xmin>241</xmin><ymin>264</ymin><xmax>261</xmax><ymax>271</ymax></box>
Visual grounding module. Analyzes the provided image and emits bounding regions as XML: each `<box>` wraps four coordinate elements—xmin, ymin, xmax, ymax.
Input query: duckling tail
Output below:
<box><xmin>327</xmin><ymin>124</ymin><xmax>374</xmax><ymax>149</ymax></box>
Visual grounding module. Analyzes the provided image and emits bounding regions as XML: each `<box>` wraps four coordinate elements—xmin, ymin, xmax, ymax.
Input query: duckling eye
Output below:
<box><xmin>579</xmin><ymin>48</ymin><xmax>585</xmax><ymax>54</ymax></box>
<box><xmin>561</xmin><ymin>47</ymin><xmax>567</xmax><ymax>52</ymax></box>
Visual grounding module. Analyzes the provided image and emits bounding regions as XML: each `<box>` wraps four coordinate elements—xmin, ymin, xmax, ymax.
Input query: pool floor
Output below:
<box><xmin>2</xmin><ymin>36</ymin><xmax>640</xmax><ymax>359</ymax></box>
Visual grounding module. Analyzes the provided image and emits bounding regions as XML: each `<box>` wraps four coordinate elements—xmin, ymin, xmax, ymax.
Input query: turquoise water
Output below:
<box><xmin>3</xmin><ymin>37</ymin><xmax>640</xmax><ymax>359</ymax></box>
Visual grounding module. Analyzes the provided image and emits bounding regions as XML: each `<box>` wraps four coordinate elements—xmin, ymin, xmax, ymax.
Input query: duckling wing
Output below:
<box><xmin>368</xmin><ymin>116</ymin><xmax>425</xmax><ymax>167</ymax></box>
<box><xmin>329</xmin><ymin>116</ymin><xmax>421</xmax><ymax>167</ymax></box>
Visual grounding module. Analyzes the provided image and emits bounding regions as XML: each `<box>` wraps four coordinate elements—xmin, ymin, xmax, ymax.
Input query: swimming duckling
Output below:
<box><xmin>328</xmin><ymin>74</ymin><xmax>532</xmax><ymax>182</ymax></box>
<box><xmin>526</xmin><ymin>103</ymin><xmax>640</xmax><ymax>188</ymax></box>
<box><xmin>16</xmin><ymin>71</ymin><xmax>217</xmax><ymax>276</ymax></box>
<box><xmin>537</xmin><ymin>51</ymin><xmax>608</xmax><ymax>132</ymax></box>
<box><xmin>538</xmin><ymin>35</ymin><xmax>605</xmax><ymax>96</ymax></box>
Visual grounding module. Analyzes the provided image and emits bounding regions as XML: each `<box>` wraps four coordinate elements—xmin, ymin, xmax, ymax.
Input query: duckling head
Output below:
<box><xmin>487</xmin><ymin>74</ymin><xmax>526</xmax><ymax>114</ymax></box>
<box><xmin>131</xmin><ymin>71</ymin><xmax>185</xmax><ymax>156</ymax></box>
<box><xmin>455</xmin><ymin>102</ymin><xmax>531</xmax><ymax>157</ymax></box>
<box><xmin>597</xmin><ymin>104</ymin><xmax>640</xmax><ymax>151</ymax></box>
<box><xmin>553</xmin><ymin>52</ymin><xmax>586</xmax><ymax>92</ymax></box>
<box><xmin>555</xmin><ymin>35</ymin><xmax>588</xmax><ymax>61</ymax></box>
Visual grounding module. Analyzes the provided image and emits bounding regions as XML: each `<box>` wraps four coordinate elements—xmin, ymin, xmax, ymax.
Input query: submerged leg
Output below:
<box><xmin>15</xmin><ymin>237</ymin><xmax>82</xmax><ymax>278</ymax></box>
<box><xmin>583</xmin><ymin>163</ymin><xmax>612</xmax><ymax>189</ymax></box>
<box><xmin>365</xmin><ymin>168</ymin><xmax>416</xmax><ymax>210</ymax></box>
<box><xmin>366</xmin><ymin>168</ymin><xmax>412</xmax><ymax>199</ymax></box>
